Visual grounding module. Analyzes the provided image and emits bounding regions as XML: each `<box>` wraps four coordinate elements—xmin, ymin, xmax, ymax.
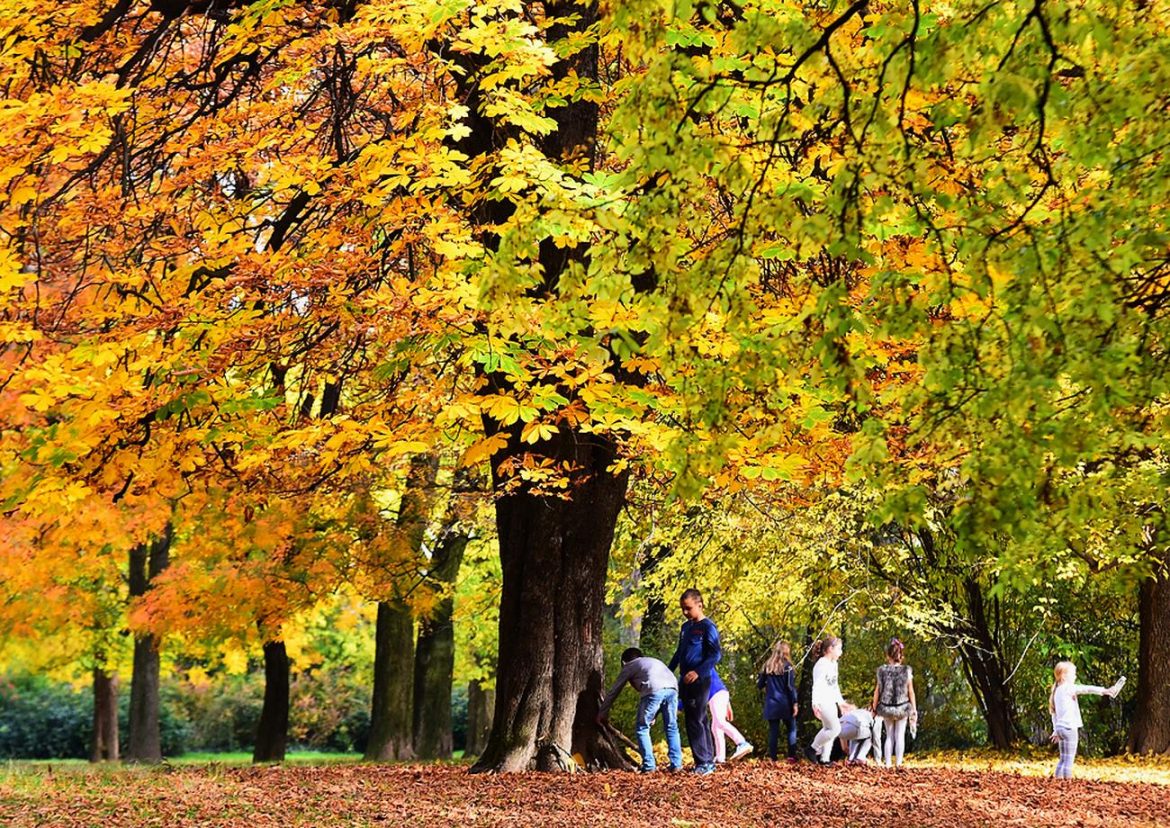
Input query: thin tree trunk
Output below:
<box><xmin>1129</xmin><ymin>556</ymin><xmax>1170</xmax><ymax>754</ymax></box>
<box><xmin>466</xmin><ymin>680</ymin><xmax>495</xmax><ymax>758</ymax></box>
<box><xmin>90</xmin><ymin>667</ymin><xmax>119</xmax><ymax>762</ymax></box>
<box><xmin>413</xmin><ymin>528</ymin><xmax>470</xmax><ymax>760</ymax></box>
<box><xmin>366</xmin><ymin>454</ymin><xmax>438</xmax><ymax>762</ymax></box>
<box><xmin>126</xmin><ymin>525</ymin><xmax>171</xmax><ymax>763</ymax></box>
<box><xmin>366</xmin><ymin>601</ymin><xmax>417</xmax><ymax>761</ymax></box>
<box><xmin>253</xmin><ymin>639</ymin><xmax>290</xmax><ymax>762</ymax></box>
<box><xmin>957</xmin><ymin>577</ymin><xmax>1018</xmax><ymax>750</ymax></box>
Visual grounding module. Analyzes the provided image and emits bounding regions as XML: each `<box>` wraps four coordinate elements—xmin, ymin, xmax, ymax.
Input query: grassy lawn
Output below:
<box><xmin>909</xmin><ymin>747</ymin><xmax>1170</xmax><ymax>786</ymax></box>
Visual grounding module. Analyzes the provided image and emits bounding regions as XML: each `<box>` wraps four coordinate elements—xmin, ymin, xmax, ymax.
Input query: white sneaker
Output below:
<box><xmin>730</xmin><ymin>742</ymin><xmax>753</xmax><ymax>762</ymax></box>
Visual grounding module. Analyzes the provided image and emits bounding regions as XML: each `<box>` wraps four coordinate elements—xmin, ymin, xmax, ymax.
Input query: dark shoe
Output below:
<box><xmin>803</xmin><ymin>746</ymin><xmax>820</xmax><ymax>764</ymax></box>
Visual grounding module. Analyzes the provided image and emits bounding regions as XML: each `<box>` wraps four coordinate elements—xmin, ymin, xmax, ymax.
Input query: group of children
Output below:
<box><xmin>600</xmin><ymin>588</ymin><xmax>1126</xmax><ymax>780</ymax></box>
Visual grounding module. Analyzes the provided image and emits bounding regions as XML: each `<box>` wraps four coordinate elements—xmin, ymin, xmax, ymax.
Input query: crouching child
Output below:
<box><xmin>597</xmin><ymin>647</ymin><xmax>684</xmax><ymax>772</ymax></box>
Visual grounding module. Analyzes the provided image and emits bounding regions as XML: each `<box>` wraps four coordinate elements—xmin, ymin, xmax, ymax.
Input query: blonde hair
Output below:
<box><xmin>1050</xmin><ymin>661</ymin><xmax>1076</xmax><ymax>711</ymax></box>
<box><xmin>764</xmin><ymin>640</ymin><xmax>793</xmax><ymax>675</ymax></box>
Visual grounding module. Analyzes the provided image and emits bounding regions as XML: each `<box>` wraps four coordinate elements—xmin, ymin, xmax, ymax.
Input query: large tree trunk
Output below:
<box><xmin>366</xmin><ymin>601</ymin><xmax>417</xmax><ymax>761</ymax></box>
<box><xmin>471</xmin><ymin>434</ymin><xmax>635</xmax><ymax>773</ymax></box>
<box><xmin>253</xmin><ymin>639</ymin><xmax>290</xmax><ymax>762</ymax></box>
<box><xmin>465</xmin><ymin>680</ymin><xmax>495</xmax><ymax>758</ymax></box>
<box><xmin>90</xmin><ymin>667</ymin><xmax>119</xmax><ymax>762</ymax></box>
<box><xmin>126</xmin><ymin>525</ymin><xmax>171</xmax><ymax>763</ymax></box>
<box><xmin>366</xmin><ymin>454</ymin><xmax>438</xmax><ymax>762</ymax></box>
<box><xmin>412</xmin><ymin>527</ymin><xmax>470</xmax><ymax>760</ymax></box>
<box><xmin>1129</xmin><ymin>556</ymin><xmax>1170</xmax><ymax>754</ymax></box>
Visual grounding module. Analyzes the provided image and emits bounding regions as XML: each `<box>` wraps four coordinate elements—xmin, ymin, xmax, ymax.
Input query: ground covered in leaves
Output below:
<box><xmin>2</xmin><ymin>761</ymin><xmax>1167</xmax><ymax>827</ymax></box>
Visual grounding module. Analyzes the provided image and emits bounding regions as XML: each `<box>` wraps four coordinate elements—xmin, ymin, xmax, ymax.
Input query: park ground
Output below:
<box><xmin>2</xmin><ymin>753</ymin><xmax>1169</xmax><ymax>827</ymax></box>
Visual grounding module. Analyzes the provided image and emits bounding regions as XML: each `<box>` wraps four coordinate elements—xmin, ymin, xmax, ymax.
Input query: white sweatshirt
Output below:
<box><xmin>1050</xmin><ymin>682</ymin><xmax>1109</xmax><ymax>730</ymax></box>
<box><xmin>811</xmin><ymin>656</ymin><xmax>845</xmax><ymax>711</ymax></box>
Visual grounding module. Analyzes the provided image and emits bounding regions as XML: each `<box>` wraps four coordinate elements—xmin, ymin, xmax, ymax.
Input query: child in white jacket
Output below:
<box><xmin>804</xmin><ymin>636</ymin><xmax>845</xmax><ymax>764</ymax></box>
<box><xmin>1049</xmin><ymin>661</ymin><xmax>1125</xmax><ymax>779</ymax></box>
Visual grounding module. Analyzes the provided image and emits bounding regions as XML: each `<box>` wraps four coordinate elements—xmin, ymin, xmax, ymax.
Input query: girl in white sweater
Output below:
<box><xmin>1049</xmin><ymin>661</ymin><xmax>1125</xmax><ymax>779</ymax></box>
<box><xmin>804</xmin><ymin>636</ymin><xmax>845</xmax><ymax>764</ymax></box>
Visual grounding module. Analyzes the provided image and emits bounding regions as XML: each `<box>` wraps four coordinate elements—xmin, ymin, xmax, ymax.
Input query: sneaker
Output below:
<box><xmin>638</xmin><ymin>766</ymin><xmax>657</xmax><ymax>774</ymax></box>
<box><xmin>729</xmin><ymin>742</ymin><xmax>753</xmax><ymax>762</ymax></box>
<box><xmin>666</xmin><ymin>765</ymin><xmax>684</xmax><ymax>773</ymax></box>
<box><xmin>803</xmin><ymin>746</ymin><xmax>821</xmax><ymax>764</ymax></box>
<box><xmin>694</xmin><ymin>764</ymin><xmax>716</xmax><ymax>776</ymax></box>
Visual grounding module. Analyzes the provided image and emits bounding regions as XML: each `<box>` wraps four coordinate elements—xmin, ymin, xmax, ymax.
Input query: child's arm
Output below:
<box><xmin>908</xmin><ymin>671</ymin><xmax>917</xmax><ymax>711</ymax></box>
<box><xmin>693</xmin><ymin>622</ymin><xmax>722</xmax><ymax>678</ymax></box>
<box><xmin>598</xmin><ymin>663</ymin><xmax>635</xmax><ymax>718</ymax></box>
<box><xmin>667</xmin><ymin>629</ymin><xmax>684</xmax><ymax>674</ymax></box>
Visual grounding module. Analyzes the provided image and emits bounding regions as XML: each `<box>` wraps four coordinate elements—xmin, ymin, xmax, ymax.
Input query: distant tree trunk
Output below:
<box><xmin>956</xmin><ymin>577</ymin><xmax>1018</xmax><ymax>750</ymax></box>
<box><xmin>90</xmin><ymin>667</ymin><xmax>119</xmax><ymax>762</ymax></box>
<box><xmin>1129</xmin><ymin>556</ymin><xmax>1170</xmax><ymax>755</ymax></box>
<box><xmin>366</xmin><ymin>454</ymin><xmax>438</xmax><ymax>762</ymax></box>
<box><xmin>126</xmin><ymin>525</ymin><xmax>171</xmax><ymax>763</ymax></box>
<box><xmin>367</xmin><ymin>601</ymin><xmax>417</xmax><ymax>761</ymax></box>
<box><xmin>413</xmin><ymin>527</ymin><xmax>470</xmax><ymax>760</ymax></box>
<box><xmin>797</xmin><ymin>623</ymin><xmax>817</xmax><ymax>739</ymax></box>
<box><xmin>253</xmin><ymin>639</ymin><xmax>290</xmax><ymax>762</ymax></box>
<box><xmin>465</xmin><ymin>680</ymin><xmax>495</xmax><ymax>758</ymax></box>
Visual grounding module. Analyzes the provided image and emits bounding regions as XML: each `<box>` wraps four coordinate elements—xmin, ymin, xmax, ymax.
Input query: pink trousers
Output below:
<box><xmin>708</xmin><ymin>690</ymin><xmax>747</xmax><ymax>762</ymax></box>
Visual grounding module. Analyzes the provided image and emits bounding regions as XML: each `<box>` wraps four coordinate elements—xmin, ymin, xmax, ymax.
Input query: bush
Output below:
<box><xmin>0</xmin><ymin>674</ymin><xmax>91</xmax><ymax>759</ymax></box>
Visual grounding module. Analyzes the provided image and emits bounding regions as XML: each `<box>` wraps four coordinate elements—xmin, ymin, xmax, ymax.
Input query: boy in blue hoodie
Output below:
<box><xmin>667</xmin><ymin>588</ymin><xmax>721</xmax><ymax>775</ymax></box>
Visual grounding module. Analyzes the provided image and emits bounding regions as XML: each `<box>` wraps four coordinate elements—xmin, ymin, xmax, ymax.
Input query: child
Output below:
<box><xmin>597</xmin><ymin>647</ymin><xmax>683</xmax><ymax>773</ymax></box>
<box><xmin>757</xmin><ymin>640</ymin><xmax>799</xmax><ymax>760</ymax></box>
<box><xmin>837</xmin><ymin>704</ymin><xmax>883</xmax><ymax>764</ymax></box>
<box><xmin>1049</xmin><ymin>661</ymin><xmax>1125</xmax><ymax>779</ymax></box>
<box><xmin>707</xmin><ymin>669</ymin><xmax>753</xmax><ymax>763</ymax></box>
<box><xmin>668</xmin><ymin>588</ymin><xmax>722</xmax><ymax>776</ymax></box>
<box><xmin>805</xmin><ymin>635</ymin><xmax>845</xmax><ymax>765</ymax></box>
<box><xmin>872</xmin><ymin>637</ymin><xmax>916</xmax><ymax>769</ymax></box>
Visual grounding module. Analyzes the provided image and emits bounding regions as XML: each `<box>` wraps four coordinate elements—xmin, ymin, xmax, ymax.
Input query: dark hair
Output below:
<box><xmin>680</xmin><ymin>588</ymin><xmax>703</xmax><ymax>606</ymax></box>
<box><xmin>810</xmin><ymin>635</ymin><xmax>841</xmax><ymax>661</ymax></box>
<box><xmin>621</xmin><ymin>647</ymin><xmax>642</xmax><ymax>663</ymax></box>
<box><xmin>886</xmin><ymin>637</ymin><xmax>905</xmax><ymax>663</ymax></box>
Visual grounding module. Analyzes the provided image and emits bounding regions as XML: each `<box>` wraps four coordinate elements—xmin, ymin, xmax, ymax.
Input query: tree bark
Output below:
<box><xmin>471</xmin><ymin>431</ymin><xmax>635</xmax><ymax>773</ymax></box>
<box><xmin>126</xmin><ymin>525</ymin><xmax>171</xmax><ymax>763</ymax></box>
<box><xmin>253</xmin><ymin>639</ymin><xmax>291</xmax><ymax>762</ymax></box>
<box><xmin>366</xmin><ymin>601</ymin><xmax>417</xmax><ymax>761</ymax></box>
<box><xmin>90</xmin><ymin>667</ymin><xmax>119</xmax><ymax>762</ymax></box>
<box><xmin>466</xmin><ymin>680</ymin><xmax>495</xmax><ymax>758</ymax></box>
<box><xmin>1128</xmin><ymin>555</ymin><xmax>1170</xmax><ymax>754</ymax></box>
<box><xmin>412</xmin><ymin>527</ymin><xmax>470</xmax><ymax>760</ymax></box>
<box><xmin>956</xmin><ymin>576</ymin><xmax>1018</xmax><ymax>750</ymax></box>
<box><xmin>366</xmin><ymin>454</ymin><xmax>438</xmax><ymax>762</ymax></box>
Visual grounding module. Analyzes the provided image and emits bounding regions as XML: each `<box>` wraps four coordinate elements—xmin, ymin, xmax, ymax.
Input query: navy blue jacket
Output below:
<box><xmin>757</xmin><ymin>665</ymin><xmax>798</xmax><ymax>720</ymax></box>
<box><xmin>668</xmin><ymin>618</ymin><xmax>722</xmax><ymax>678</ymax></box>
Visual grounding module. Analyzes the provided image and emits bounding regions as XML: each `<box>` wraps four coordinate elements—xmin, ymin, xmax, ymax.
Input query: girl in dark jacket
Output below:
<box><xmin>757</xmin><ymin>640</ymin><xmax>799</xmax><ymax>760</ymax></box>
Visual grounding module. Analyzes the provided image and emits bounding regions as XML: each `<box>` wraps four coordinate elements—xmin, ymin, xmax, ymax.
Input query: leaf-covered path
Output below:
<box><xmin>2</xmin><ymin>762</ymin><xmax>1167</xmax><ymax>827</ymax></box>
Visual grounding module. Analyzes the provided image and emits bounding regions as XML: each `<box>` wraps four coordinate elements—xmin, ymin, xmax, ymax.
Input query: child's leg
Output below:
<box><xmin>660</xmin><ymin>690</ymin><xmax>683</xmax><ymax>770</ymax></box>
<box><xmin>708</xmin><ymin>692</ymin><xmax>728</xmax><ymax>762</ymax></box>
<box><xmin>680</xmin><ymin>675</ymin><xmax>715</xmax><ymax>768</ymax></box>
<box><xmin>881</xmin><ymin>716</ymin><xmax>895</xmax><ymax>766</ymax></box>
<box><xmin>709</xmin><ymin>690</ymin><xmax>748</xmax><ymax>762</ymax></box>
<box><xmin>635</xmin><ymin>693</ymin><xmax>662</xmax><ymax>771</ymax></box>
<box><xmin>767</xmin><ymin>719</ymin><xmax>780</xmax><ymax>760</ymax></box>
<box><xmin>811</xmin><ymin>705</ymin><xmax>841</xmax><ymax>762</ymax></box>
<box><xmin>891</xmin><ymin>717</ymin><xmax>908</xmax><ymax>766</ymax></box>
<box><xmin>1054</xmin><ymin>726</ymin><xmax>1078</xmax><ymax>779</ymax></box>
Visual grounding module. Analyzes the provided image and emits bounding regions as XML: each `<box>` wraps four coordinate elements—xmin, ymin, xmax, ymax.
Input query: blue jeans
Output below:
<box><xmin>636</xmin><ymin>689</ymin><xmax>683</xmax><ymax>771</ymax></box>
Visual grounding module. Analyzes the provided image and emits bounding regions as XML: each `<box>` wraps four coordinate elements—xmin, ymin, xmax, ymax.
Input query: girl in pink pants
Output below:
<box><xmin>708</xmin><ymin>670</ymin><xmax>753</xmax><ymax>762</ymax></box>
